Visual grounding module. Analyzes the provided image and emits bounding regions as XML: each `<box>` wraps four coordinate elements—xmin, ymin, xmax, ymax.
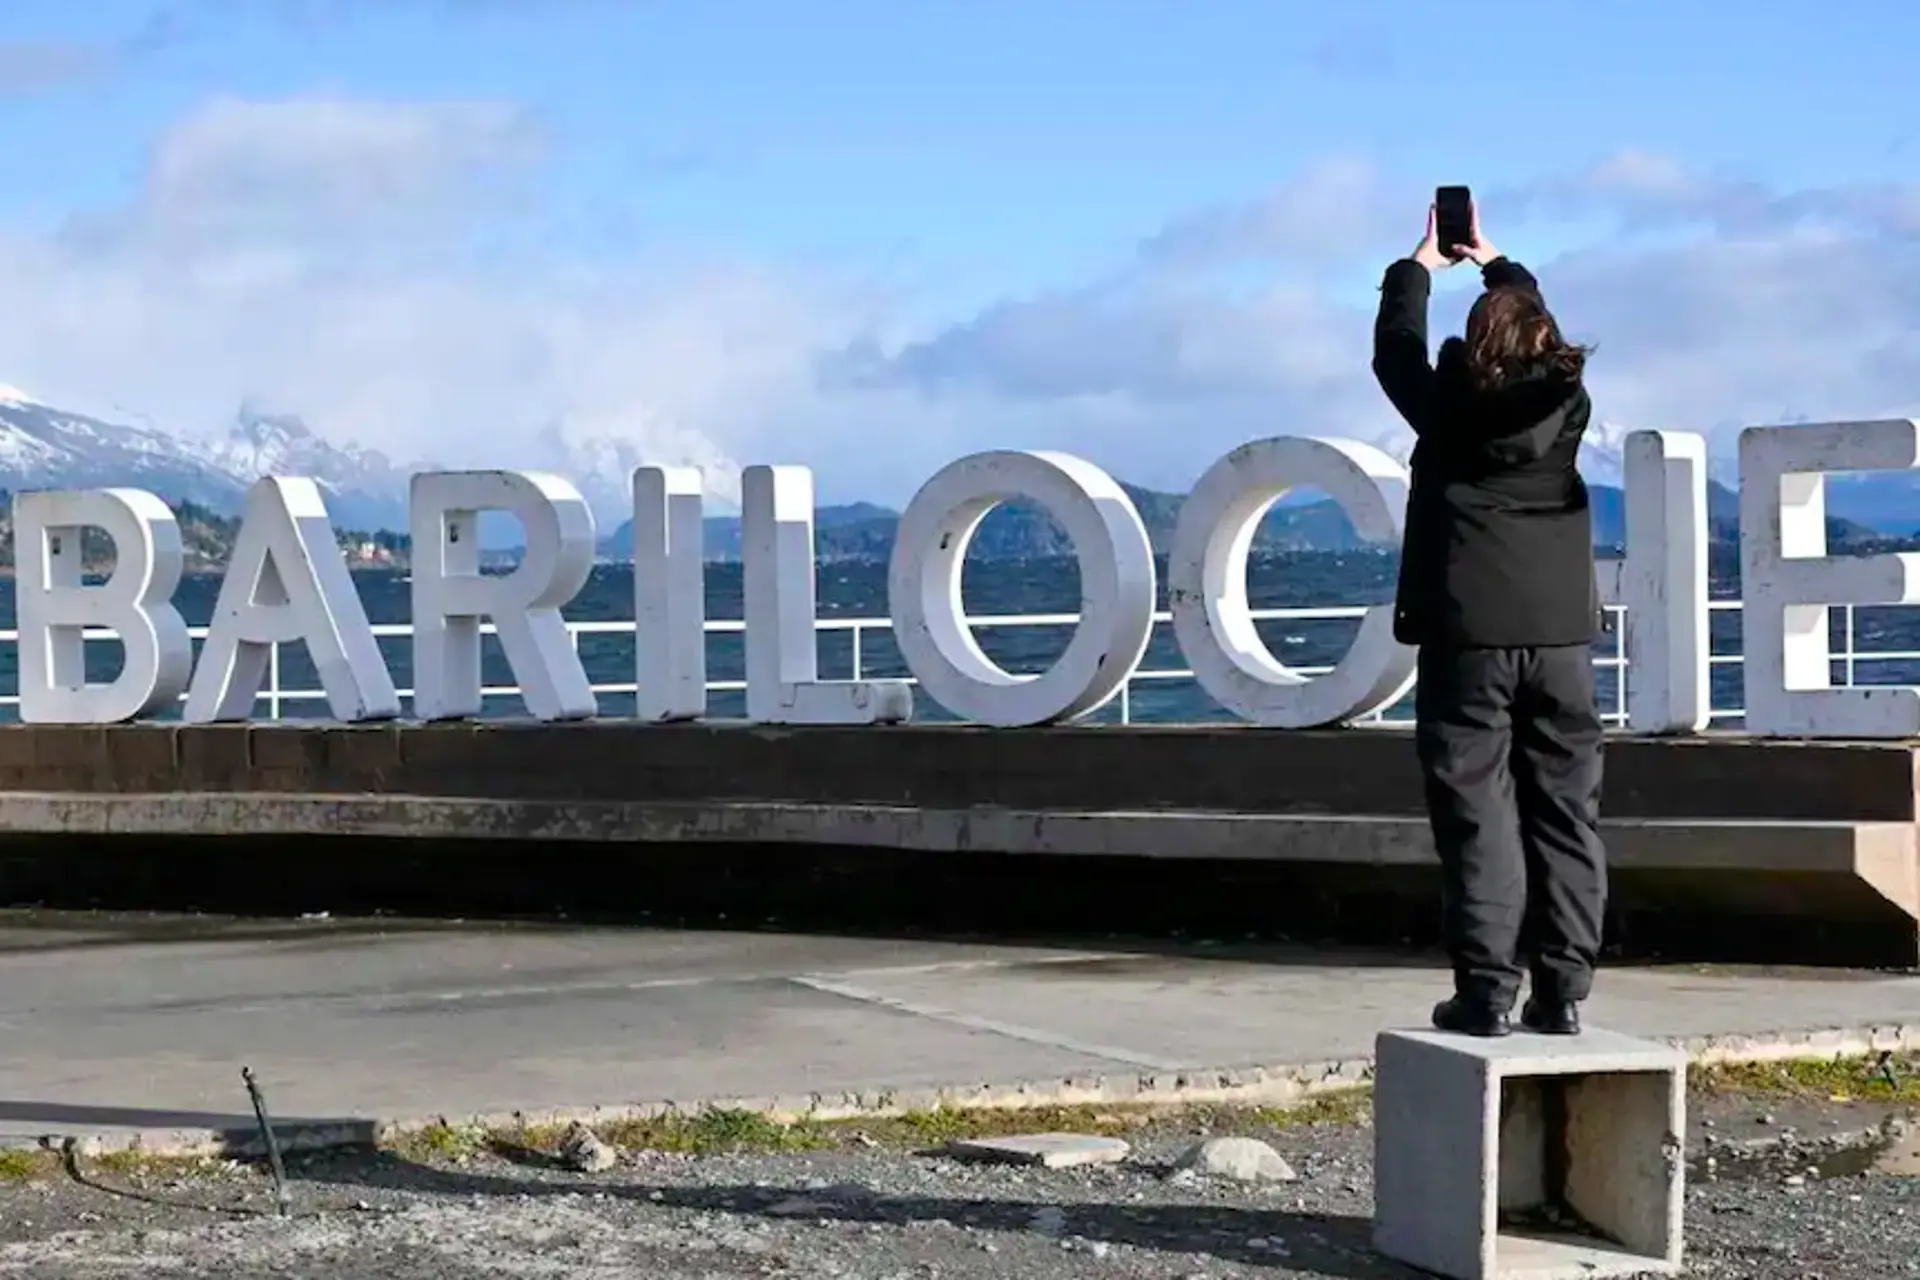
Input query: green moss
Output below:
<box><xmin>87</xmin><ymin>1150</ymin><xmax>152</xmax><ymax>1177</ymax></box>
<box><xmin>500</xmin><ymin>1108</ymin><xmax>830</xmax><ymax>1158</ymax></box>
<box><xmin>603</xmin><ymin>1107</ymin><xmax>830</xmax><ymax>1155</ymax></box>
<box><xmin>1691</xmin><ymin>1051</ymin><xmax>1920</xmax><ymax>1103</ymax></box>
<box><xmin>389</xmin><ymin>1121</ymin><xmax>486</xmax><ymax>1164</ymax></box>
<box><xmin>0</xmin><ymin>1149</ymin><xmax>56</xmax><ymax>1181</ymax></box>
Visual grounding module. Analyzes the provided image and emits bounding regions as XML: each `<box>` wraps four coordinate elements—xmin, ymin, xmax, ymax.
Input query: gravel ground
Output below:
<box><xmin>0</xmin><ymin>1090</ymin><xmax>1913</xmax><ymax>1278</ymax></box>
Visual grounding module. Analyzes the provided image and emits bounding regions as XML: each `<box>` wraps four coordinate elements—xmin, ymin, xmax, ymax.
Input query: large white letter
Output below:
<box><xmin>14</xmin><ymin>489</ymin><xmax>192</xmax><ymax>724</ymax></box>
<box><xmin>887</xmin><ymin>451</ymin><xmax>1154</xmax><ymax>726</ymax></box>
<box><xmin>1167</xmin><ymin>437</ymin><xmax>1413</xmax><ymax>727</ymax></box>
<box><xmin>1593</xmin><ymin>430</ymin><xmax>1710</xmax><ymax>734</ymax></box>
<box><xmin>1740</xmin><ymin>418</ymin><xmax>1920</xmax><ymax>738</ymax></box>
<box><xmin>632</xmin><ymin>465</ymin><xmax>707</xmax><ymax>722</ymax></box>
<box><xmin>410</xmin><ymin>470</ymin><xmax>597</xmax><ymax>722</ymax></box>
<box><xmin>185</xmin><ymin>476</ymin><xmax>399</xmax><ymax>723</ymax></box>
<box><xmin>742</xmin><ymin>465</ymin><xmax>913</xmax><ymax>724</ymax></box>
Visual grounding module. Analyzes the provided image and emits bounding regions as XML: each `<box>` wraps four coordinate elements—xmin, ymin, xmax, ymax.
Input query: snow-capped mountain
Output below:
<box><xmin>0</xmin><ymin>386</ymin><xmax>419</xmax><ymax>527</ymax></box>
<box><xmin>1576</xmin><ymin>420</ymin><xmax>1633</xmax><ymax>488</ymax></box>
<box><xmin>198</xmin><ymin>404</ymin><xmax>417</xmax><ymax>531</ymax></box>
<box><xmin>0</xmin><ymin>387</ymin><xmax>753</xmax><ymax>541</ymax></box>
<box><xmin>1</xmin><ymin>387</ymin><xmax>251</xmax><ymax>509</ymax></box>
<box><xmin>531</xmin><ymin>420</ymin><xmax>745</xmax><ymax>525</ymax></box>
<box><xmin>1374</xmin><ymin>421</ymin><xmax>1632</xmax><ymax>488</ymax></box>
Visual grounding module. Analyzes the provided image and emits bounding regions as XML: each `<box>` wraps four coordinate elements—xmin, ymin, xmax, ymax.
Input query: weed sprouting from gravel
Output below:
<box><xmin>462</xmin><ymin>1088</ymin><xmax>1376</xmax><ymax>1168</ymax></box>
<box><xmin>1691</xmin><ymin>1051</ymin><xmax>1920</xmax><ymax>1104</ymax></box>
<box><xmin>0</xmin><ymin>1149</ymin><xmax>55</xmax><ymax>1182</ymax></box>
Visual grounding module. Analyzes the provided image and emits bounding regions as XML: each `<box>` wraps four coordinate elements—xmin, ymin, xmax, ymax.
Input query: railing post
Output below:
<box><xmin>1616</xmin><ymin>607</ymin><xmax>1628</xmax><ymax>727</ymax></box>
<box><xmin>851</xmin><ymin>623</ymin><xmax>863</xmax><ymax>682</ymax></box>
<box><xmin>268</xmin><ymin>644</ymin><xmax>282</xmax><ymax>721</ymax></box>
<box><xmin>1844</xmin><ymin>603</ymin><xmax>1857</xmax><ymax>688</ymax></box>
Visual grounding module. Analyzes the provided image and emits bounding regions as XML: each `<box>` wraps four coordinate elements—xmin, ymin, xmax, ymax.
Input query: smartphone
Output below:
<box><xmin>1435</xmin><ymin>185</ymin><xmax>1473</xmax><ymax>259</ymax></box>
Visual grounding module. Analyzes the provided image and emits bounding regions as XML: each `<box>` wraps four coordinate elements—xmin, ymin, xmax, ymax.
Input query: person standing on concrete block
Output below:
<box><xmin>1370</xmin><ymin>196</ymin><xmax>1607</xmax><ymax>1039</ymax></box>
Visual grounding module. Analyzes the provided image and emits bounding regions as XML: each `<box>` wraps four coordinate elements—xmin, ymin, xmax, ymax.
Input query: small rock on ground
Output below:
<box><xmin>557</xmin><ymin>1122</ymin><xmax>617</xmax><ymax>1173</ymax></box>
<box><xmin>1175</xmin><ymin>1136</ymin><xmax>1298</xmax><ymax>1184</ymax></box>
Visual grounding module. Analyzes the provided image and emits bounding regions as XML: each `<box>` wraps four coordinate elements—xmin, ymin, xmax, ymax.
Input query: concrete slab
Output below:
<box><xmin>0</xmin><ymin>913</ymin><xmax>1915</xmax><ymax>1154</ymax></box>
<box><xmin>944</xmin><ymin>1134</ymin><xmax>1131</xmax><ymax>1168</ymax></box>
<box><xmin>1373</xmin><ymin>1029</ymin><xmax>1686</xmax><ymax>1280</ymax></box>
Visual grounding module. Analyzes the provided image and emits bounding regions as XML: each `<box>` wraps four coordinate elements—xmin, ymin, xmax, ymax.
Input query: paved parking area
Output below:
<box><xmin>1</xmin><ymin>913</ymin><xmax>1916</xmax><ymax>1147</ymax></box>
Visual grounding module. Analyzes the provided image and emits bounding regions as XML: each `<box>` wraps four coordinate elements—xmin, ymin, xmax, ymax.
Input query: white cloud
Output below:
<box><xmin>141</xmin><ymin>95</ymin><xmax>544</xmax><ymax>231</ymax></box>
<box><xmin>0</xmin><ymin>94</ymin><xmax>880</xmax><ymax>504</ymax></box>
<box><xmin>3</xmin><ymin>101</ymin><xmax>1919</xmax><ymax>515</ymax></box>
<box><xmin>1137</xmin><ymin>156</ymin><xmax>1414</xmax><ymax>269</ymax></box>
<box><xmin>843</xmin><ymin>153</ymin><xmax>1920</xmax><ymax>480</ymax></box>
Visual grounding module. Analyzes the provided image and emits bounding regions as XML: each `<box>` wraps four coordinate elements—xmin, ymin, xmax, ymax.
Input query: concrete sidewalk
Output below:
<box><xmin>2</xmin><ymin>914</ymin><xmax>1918</xmax><ymax>1152</ymax></box>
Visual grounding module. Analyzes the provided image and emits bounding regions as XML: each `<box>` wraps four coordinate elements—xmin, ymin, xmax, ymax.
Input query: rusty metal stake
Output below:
<box><xmin>241</xmin><ymin>1066</ymin><xmax>291</xmax><ymax>1217</ymax></box>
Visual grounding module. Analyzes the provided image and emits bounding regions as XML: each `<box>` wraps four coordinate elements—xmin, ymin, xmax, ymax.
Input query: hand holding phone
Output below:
<box><xmin>1435</xmin><ymin>186</ymin><xmax>1473</xmax><ymax>262</ymax></box>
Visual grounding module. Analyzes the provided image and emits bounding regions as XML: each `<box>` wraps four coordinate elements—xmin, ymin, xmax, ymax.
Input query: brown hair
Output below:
<box><xmin>1463</xmin><ymin>286</ymin><xmax>1589</xmax><ymax>391</ymax></box>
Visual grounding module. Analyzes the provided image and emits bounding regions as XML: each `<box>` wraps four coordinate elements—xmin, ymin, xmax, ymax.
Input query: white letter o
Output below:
<box><xmin>1168</xmin><ymin>437</ymin><xmax>1415</xmax><ymax>727</ymax></box>
<box><xmin>888</xmin><ymin>451</ymin><xmax>1156</xmax><ymax>726</ymax></box>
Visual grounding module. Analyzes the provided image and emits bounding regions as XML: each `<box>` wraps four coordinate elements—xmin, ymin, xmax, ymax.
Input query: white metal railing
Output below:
<box><xmin>1</xmin><ymin>600</ymin><xmax>1917</xmax><ymax>725</ymax></box>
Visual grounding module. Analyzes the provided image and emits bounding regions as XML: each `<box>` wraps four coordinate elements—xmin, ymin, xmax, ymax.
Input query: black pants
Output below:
<box><xmin>1414</xmin><ymin>643</ymin><xmax>1607</xmax><ymax>1010</ymax></box>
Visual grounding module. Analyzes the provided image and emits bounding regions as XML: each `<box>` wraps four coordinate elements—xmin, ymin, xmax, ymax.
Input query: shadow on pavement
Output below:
<box><xmin>0</xmin><ymin>1099</ymin><xmax>372</xmax><ymax>1137</ymax></box>
<box><xmin>0</xmin><ymin>902</ymin><xmax>1454</xmax><ymax>972</ymax></box>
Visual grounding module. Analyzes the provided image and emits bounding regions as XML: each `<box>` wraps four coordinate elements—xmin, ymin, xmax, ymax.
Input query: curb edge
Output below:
<box><xmin>38</xmin><ymin>1021</ymin><xmax>1920</xmax><ymax>1161</ymax></box>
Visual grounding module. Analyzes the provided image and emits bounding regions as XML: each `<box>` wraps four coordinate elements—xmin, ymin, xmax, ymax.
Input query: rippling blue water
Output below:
<box><xmin>2</xmin><ymin>553</ymin><xmax>1916</xmax><ymax>726</ymax></box>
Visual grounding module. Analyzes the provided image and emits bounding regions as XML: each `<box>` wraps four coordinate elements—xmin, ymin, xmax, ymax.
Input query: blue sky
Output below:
<box><xmin>1</xmin><ymin>0</ymin><xmax>1917</xmax><ymax>503</ymax></box>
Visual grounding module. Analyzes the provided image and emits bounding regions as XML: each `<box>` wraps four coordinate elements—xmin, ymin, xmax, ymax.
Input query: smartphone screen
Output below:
<box><xmin>1435</xmin><ymin>186</ymin><xmax>1473</xmax><ymax>260</ymax></box>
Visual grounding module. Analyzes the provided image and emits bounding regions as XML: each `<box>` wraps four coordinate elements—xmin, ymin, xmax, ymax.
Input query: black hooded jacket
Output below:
<box><xmin>1372</xmin><ymin>256</ymin><xmax>1600</xmax><ymax>649</ymax></box>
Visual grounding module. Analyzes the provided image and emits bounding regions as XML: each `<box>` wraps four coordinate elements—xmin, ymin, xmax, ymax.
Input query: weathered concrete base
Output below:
<box><xmin>4</xmin><ymin>722</ymin><xmax>1914</xmax><ymax>823</ymax></box>
<box><xmin>0</xmin><ymin>722</ymin><xmax>1915</xmax><ymax>965</ymax></box>
<box><xmin>1373</xmin><ymin>1028</ymin><xmax>1686</xmax><ymax>1280</ymax></box>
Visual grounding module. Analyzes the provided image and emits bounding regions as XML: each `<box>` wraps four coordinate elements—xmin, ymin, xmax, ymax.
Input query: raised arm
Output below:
<box><xmin>1372</xmin><ymin>259</ymin><xmax>1436</xmax><ymax>435</ymax></box>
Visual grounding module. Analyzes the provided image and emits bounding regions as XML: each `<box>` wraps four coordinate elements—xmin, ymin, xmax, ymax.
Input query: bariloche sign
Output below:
<box><xmin>11</xmin><ymin>418</ymin><xmax>1920</xmax><ymax>739</ymax></box>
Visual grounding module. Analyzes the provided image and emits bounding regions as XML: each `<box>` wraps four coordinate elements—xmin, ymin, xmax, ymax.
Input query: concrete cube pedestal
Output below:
<box><xmin>1372</xmin><ymin>1027</ymin><xmax>1685</xmax><ymax>1280</ymax></box>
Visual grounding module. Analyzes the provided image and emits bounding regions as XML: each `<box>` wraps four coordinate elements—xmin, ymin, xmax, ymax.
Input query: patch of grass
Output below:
<box><xmin>498</xmin><ymin>1108</ymin><xmax>833</xmax><ymax>1161</ymax></box>
<box><xmin>0</xmin><ymin>1146</ymin><xmax>243</xmax><ymax>1186</ymax></box>
<box><xmin>481</xmin><ymin>1088</ymin><xmax>1377</xmax><ymax>1163</ymax></box>
<box><xmin>595</xmin><ymin>1107</ymin><xmax>831</xmax><ymax>1155</ymax></box>
<box><xmin>1692</xmin><ymin>1052</ymin><xmax>1920</xmax><ymax>1104</ymax></box>
<box><xmin>0</xmin><ymin>1149</ymin><xmax>56</xmax><ymax>1181</ymax></box>
<box><xmin>389</xmin><ymin>1121</ymin><xmax>487</xmax><ymax>1164</ymax></box>
<box><xmin>88</xmin><ymin>1149</ymin><xmax>156</xmax><ymax>1177</ymax></box>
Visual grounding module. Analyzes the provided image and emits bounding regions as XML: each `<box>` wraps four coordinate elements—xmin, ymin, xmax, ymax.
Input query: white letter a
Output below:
<box><xmin>185</xmin><ymin>477</ymin><xmax>400</xmax><ymax>722</ymax></box>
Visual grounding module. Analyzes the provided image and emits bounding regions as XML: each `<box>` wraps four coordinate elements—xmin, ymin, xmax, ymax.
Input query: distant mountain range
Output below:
<box><xmin>0</xmin><ymin>391</ymin><xmax>418</xmax><ymax>532</ymax></box>
<box><xmin>0</xmin><ymin>388</ymin><xmax>735</xmax><ymax>542</ymax></box>
<box><xmin>0</xmin><ymin>387</ymin><xmax>1911</xmax><ymax>566</ymax></box>
<box><xmin>597</xmin><ymin>431</ymin><xmax>1887</xmax><ymax>561</ymax></box>
<box><xmin>598</xmin><ymin>485</ymin><xmax>1381</xmax><ymax>561</ymax></box>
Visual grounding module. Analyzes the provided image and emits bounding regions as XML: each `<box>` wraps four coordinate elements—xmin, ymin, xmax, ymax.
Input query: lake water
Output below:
<box><xmin>1</xmin><ymin>552</ymin><xmax>1916</xmax><ymax>726</ymax></box>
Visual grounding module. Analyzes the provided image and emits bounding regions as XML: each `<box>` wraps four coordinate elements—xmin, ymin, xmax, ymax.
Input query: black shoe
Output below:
<box><xmin>1431</xmin><ymin>996</ymin><xmax>1512</xmax><ymax>1037</ymax></box>
<box><xmin>1520</xmin><ymin>998</ymin><xmax>1581</xmax><ymax>1035</ymax></box>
